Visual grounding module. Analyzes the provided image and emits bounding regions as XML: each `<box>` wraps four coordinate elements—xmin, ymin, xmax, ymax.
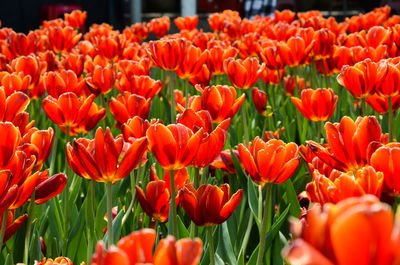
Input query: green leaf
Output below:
<box><xmin>216</xmin><ymin>222</ymin><xmax>236</xmax><ymax>265</ymax></box>
<box><xmin>177</xmin><ymin>216</ymin><xmax>189</xmax><ymax>239</ymax></box>
<box><xmin>247</xmin><ymin>178</ymin><xmax>261</xmax><ymax>226</ymax></box>
<box><xmin>265</xmin><ymin>204</ymin><xmax>290</xmax><ymax>252</ymax></box>
<box><xmin>281</xmin><ymin>180</ymin><xmax>301</xmax><ymax>217</ymax></box>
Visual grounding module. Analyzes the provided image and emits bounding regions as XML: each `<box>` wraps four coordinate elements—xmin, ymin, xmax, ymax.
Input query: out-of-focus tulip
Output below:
<box><xmin>0</xmin><ymin>210</ymin><xmax>27</xmax><ymax>243</ymax></box>
<box><xmin>223</xmin><ymin>57</ymin><xmax>264</xmax><ymax>89</ymax></box>
<box><xmin>174</xmin><ymin>15</ymin><xmax>199</xmax><ymax>31</ymax></box>
<box><xmin>284</xmin><ymin>195</ymin><xmax>400</xmax><ymax>265</ymax></box>
<box><xmin>149</xmin><ymin>164</ymin><xmax>189</xmax><ymax>195</ymax></box>
<box><xmin>291</xmin><ymin>88</ymin><xmax>338</xmax><ymax>122</ymax></box>
<box><xmin>91</xmin><ymin>229</ymin><xmax>202</xmax><ymax>265</ymax></box>
<box><xmin>64</xmin><ymin>10</ymin><xmax>87</xmax><ymax>29</ymax></box>
<box><xmin>370</xmin><ymin>142</ymin><xmax>400</xmax><ymax>196</ymax></box>
<box><xmin>34</xmin><ymin>170</ymin><xmax>67</xmax><ymax>204</ymax></box>
<box><xmin>86</xmin><ymin>64</ymin><xmax>116</xmax><ymax>96</ymax></box>
<box><xmin>109</xmin><ymin>92</ymin><xmax>151</xmax><ymax>126</ymax></box>
<box><xmin>0</xmin><ymin>72</ymin><xmax>31</xmax><ymax>96</ymax></box>
<box><xmin>42</xmin><ymin>93</ymin><xmax>96</xmax><ymax>129</ymax></box>
<box><xmin>0</xmin><ymin>88</ymin><xmax>30</xmax><ymax>124</ymax></box>
<box><xmin>238</xmin><ymin>138</ymin><xmax>300</xmax><ymax>188</ymax></box>
<box><xmin>264</xmin><ymin>127</ymin><xmax>285</xmax><ymax>141</ymax></box>
<box><xmin>96</xmin><ymin>35</ymin><xmax>126</xmax><ymax>61</ymax></box>
<box><xmin>284</xmin><ymin>76</ymin><xmax>310</xmax><ymax>96</ymax></box>
<box><xmin>35</xmin><ymin>257</ymin><xmax>73</xmax><ymax>265</ymax></box>
<box><xmin>306</xmin><ymin>166</ymin><xmax>383</xmax><ymax>205</ymax></box>
<box><xmin>179</xmin><ymin>183</ymin><xmax>242</xmax><ymax>226</ymax></box>
<box><xmin>307</xmin><ymin>116</ymin><xmax>386</xmax><ymax>172</ymax></box>
<box><xmin>274</xmin><ymin>9</ymin><xmax>296</xmax><ymax>23</ymax></box>
<box><xmin>66</xmin><ymin>127</ymin><xmax>148</xmax><ymax>183</ymax></box>
<box><xmin>252</xmin><ymin>87</ymin><xmax>268</xmax><ymax>116</ymax></box>
<box><xmin>210</xmin><ymin>149</ymin><xmax>241</xmax><ymax>174</ymax></box>
<box><xmin>337</xmin><ymin>59</ymin><xmax>383</xmax><ymax>99</ymax></box>
<box><xmin>0</xmin><ymin>31</ymin><xmax>38</xmax><ymax>60</ymax></box>
<box><xmin>313</xmin><ymin>28</ymin><xmax>336</xmax><ymax>59</ymax></box>
<box><xmin>259</xmin><ymin>45</ymin><xmax>285</xmax><ymax>70</ymax></box>
<box><xmin>147</xmin><ymin>38</ymin><xmax>187</xmax><ymax>71</ymax></box>
<box><xmin>188</xmin><ymin>64</ymin><xmax>212</xmax><ymax>88</ymax></box>
<box><xmin>146</xmin><ymin>123</ymin><xmax>203</xmax><ymax>170</ymax></box>
<box><xmin>150</xmin><ymin>16</ymin><xmax>170</xmax><ymax>38</ymax></box>
<box><xmin>61</xmin><ymin>53</ymin><xmax>85</xmax><ymax>76</ymax></box>
<box><xmin>0</xmin><ymin>122</ymin><xmax>21</xmax><ymax>168</ymax></box>
<box><xmin>47</xmin><ymin>26</ymin><xmax>82</xmax><ymax>54</ymax></box>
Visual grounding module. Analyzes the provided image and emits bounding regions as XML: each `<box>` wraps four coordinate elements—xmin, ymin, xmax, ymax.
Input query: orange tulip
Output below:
<box><xmin>150</xmin><ymin>16</ymin><xmax>170</xmax><ymax>38</ymax></box>
<box><xmin>136</xmin><ymin>180</ymin><xmax>171</xmax><ymax>223</ymax></box>
<box><xmin>264</xmin><ymin>127</ymin><xmax>285</xmax><ymax>141</ymax></box>
<box><xmin>121</xmin><ymin>117</ymin><xmax>159</xmax><ymax>143</ymax></box>
<box><xmin>10</xmin><ymin>55</ymin><xmax>46</xmax><ymax>89</ymax></box>
<box><xmin>337</xmin><ymin>59</ymin><xmax>384</xmax><ymax>99</ymax></box>
<box><xmin>149</xmin><ymin>164</ymin><xmax>189</xmax><ymax>195</ymax></box>
<box><xmin>91</xmin><ymin>229</ymin><xmax>202</xmax><ymax>265</ymax></box>
<box><xmin>42</xmin><ymin>93</ymin><xmax>96</xmax><ymax>129</ymax></box>
<box><xmin>366</xmin><ymin>93</ymin><xmax>400</xmax><ymax>114</ymax></box>
<box><xmin>1</xmin><ymin>31</ymin><xmax>38</xmax><ymax>60</ymax></box>
<box><xmin>284</xmin><ymin>76</ymin><xmax>310</xmax><ymax>96</ymax></box>
<box><xmin>0</xmin><ymin>72</ymin><xmax>31</xmax><ymax>96</ymax></box>
<box><xmin>312</xmin><ymin>28</ymin><xmax>336</xmax><ymax>59</ymax></box>
<box><xmin>64</xmin><ymin>10</ymin><xmax>87</xmax><ymax>29</ymax></box>
<box><xmin>277</xmin><ymin>36</ymin><xmax>313</xmax><ymax>67</ymax></box>
<box><xmin>47</xmin><ymin>26</ymin><xmax>82</xmax><ymax>54</ymax></box>
<box><xmin>291</xmin><ymin>88</ymin><xmax>338</xmax><ymax>122</ymax></box>
<box><xmin>306</xmin><ymin>166</ymin><xmax>383</xmax><ymax>205</ymax></box>
<box><xmin>210</xmin><ymin>149</ymin><xmax>241</xmax><ymax>174</ymax></box>
<box><xmin>115</xmin><ymin>74</ymin><xmax>162</xmax><ymax>99</ymax></box>
<box><xmin>146</xmin><ymin>123</ymin><xmax>203</xmax><ymax>170</ymax></box>
<box><xmin>179</xmin><ymin>183</ymin><xmax>242</xmax><ymax>226</ymax></box>
<box><xmin>195</xmin><ymin>85</ymin><xmax>245</xmax><ymax>123</ymax></box>
<box><xmin>176</xmin><ymin>45</ymin><xmax>208</xmax><ymax>80</ymax></box>
<box><xmin>374</xmin><ymin>60</ymin><xmax>400</xmax><ymax>98</ymax></box>
<box><xmin>61</xmin><ymin>53</ymin><xmax>85</xmax><ymax>76</ymax></box>
<box><xmin>35</xmin><ymin>257</ymin><xmax>73</xmax><ymax>265</ymax></box>
<box><xmin>252</xmin><ymin>87</ymin><xmax>268</xmax><ymax>116</ymax></box>
<box><xmin>0</xmin><ymin>122</ymin><xmax>21</xmax><ymax>169</ymax></box>
<box><xmin>86</xmin><ymin>64</ymin><xmax>116</xmax><ymax>96</ymax></box>
<box><xmin>117</xmin><ymin>58</ymin><xmax>151</xmax><ymax>78</ymax></box>
<box><xmin>258</xmin><ymin>45</ymin><xmax>285</xmax><ymax>70</ymax></box>
<box><xmin>0</xmin><ymin>88</ymin><xmax>30</xmax><ymax>125</ymax></box>
<box><xmin>20</xmin><ymin>127</ymin><xmax>54</xmax><ymax>169</ymax></box>
<box><xmin>66</xmin><ymin>127</ymin><xmax>148</xmax><ymax>183</ymax></box>
<box><xmin>274</xmin><ymin>9</ymin><xmax>296</xmax><ymax>23</ymax></box>
<box><xmin>188</xmin><ymin>64</ymin><xmax>212</xmax><ymax>88</ymax></box>
<box><xmin>43</xmin><ymin>69</ymin><xmax>85</xmax><ymax>97</ymax></box>
<box><xmin>174</xmin><ymin>15</ymin><xmax>199</xmax><ymax>31</ymax></box>
<box><xmin>34</xmin><ymin>170</ymin><xmax>67</xmax><ymax>205</ymax></box>
<box><xmin>109</xmin><ymin>92</ymin><xmax>151</xmax><ymax>126</ymax></box>
<box><xmin>284</xmin><ymin>195</ymin><xmax>400</xmax><ymax>265</ymax></box>
<box><xmin>206</xmin><ymin>46</ymin><xmax>237</xmax><ymax>76</ymax></box>
<box><xmin>147</xmin><ymin>38</ymin><xmax>188</xmax><ymax>71</ymax></box>
<box><xmin>307</xmin><ymin>116</ymin><xmax>386</xmax><ymax>172</ymax></box>
<box><xmin>0</xmin><ymin>210</ymin><xmax>27</xmax><ymax>243</ymax></box>
<box><xmin>238</xmin><ymin>138</ymin><xmax>300</xmax><ymax>188</ymax></box>
<box><xmin>223</xmin><ymin>57</ymin><xmax>264</xmax><ymax>89</ymax></box>
<box><xmin>370</xmin><ymin>142</ymin><xmax>400</xmax><ymax>196</ymax></box>
<box><xmin>176</xmin><ymin>108</ymin><xmax>213</xmax><ymax>134</ymax></box>
<box><xmin>68</xmin><ymin>102</ymin><xmax>106</xmax><ymax>136</ymax></box>
<box><xmin>96</xmin><ymin>35</ymin><xmax>126</xmax><ymax>61</ymax></box>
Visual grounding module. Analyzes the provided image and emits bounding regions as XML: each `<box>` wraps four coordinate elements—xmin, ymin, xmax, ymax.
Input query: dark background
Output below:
<box><xmin>0</xmin><ymin>0</ymin><xmax>385</xmax><ymax>33</ymax></box>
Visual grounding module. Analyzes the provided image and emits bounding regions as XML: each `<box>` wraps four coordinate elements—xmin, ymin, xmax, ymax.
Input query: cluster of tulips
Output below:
<box><xmin>0</xmin><ymin>5</ymin><xmax>400</xmax><ymax>265</ymax></box>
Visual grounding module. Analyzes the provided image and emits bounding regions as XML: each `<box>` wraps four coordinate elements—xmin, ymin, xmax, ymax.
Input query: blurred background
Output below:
<box><xmin>0</xmin><ymin>0</ymin><xmax>394</xmax><ymax>33</ymax></box>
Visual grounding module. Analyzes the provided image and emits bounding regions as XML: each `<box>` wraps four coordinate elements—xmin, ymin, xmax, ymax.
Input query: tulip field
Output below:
<box><xmin>1</xmin><ymin>6</ymin><xmax>400</xmax><ymax>265</ymax></box>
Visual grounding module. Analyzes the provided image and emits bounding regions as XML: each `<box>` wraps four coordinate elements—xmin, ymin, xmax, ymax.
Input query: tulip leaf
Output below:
<box><xmin>216</xmin><ymin>222</ymin><xmax>236</xmax><ymax>265</ymax></box>
<box><xmin>247</xmin><ymin>178</ymin><xmax>261</xmax><ymax>226</ymax></box>
<box><xmin>247</xmin><ymin>244</ymin><xmax>259</xmax><ymax>265</ymax></box>
<box><xmin>177</xmin><ymin>216</ymin><xmax>189</xmax><ymax>239</ymax></box>
<box><xmin>265</xmin><ymin>204</ymin><xmax>290</xmax><ymax>251</ymax></box>
<box><xmin>67</xmin><ymin>206</ymin><xmax>85</xmax><ymax>261</ymax></box>
<box><xmin>102</xmin><ymin>210</ymin><xmax>124</xmax><ymax>245</ymax></box>
<box><xmin>281</xmin><ymin>180</ymin><xmax>301</xmax><ymax>217</ymax></box>
<box><xmin>272</xmin><ymin>231</ymin><xmax>287</xmax><ymax>265</ymax></box>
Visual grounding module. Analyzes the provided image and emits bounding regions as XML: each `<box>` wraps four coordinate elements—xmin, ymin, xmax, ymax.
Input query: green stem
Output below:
<box><xmin>241</xmin><ymin>104</ymin><xmax>249</xmax><ymax>143</ymax></box>
<box><xmin>63</xmin><ymin>127</ymin><xmax>70</xmax><ymax>254</ymax></box>
<box><xmin>316</xmin><ymin>121</ymin><xmax>323</xmax><ymax>143</ymax></box>
<box><xmin>100</xmin><ymin>95</ymin><xmax>108</xmax><ymax>128</ymax></box>
<box><xmin>238</xmin><ymin>213</ymin><xmax>254</xmax><ymax>260</ymax></box>
<box><xmin>310</xmin><ymin>57</ymin><xmax>316</xmax><ymax>90</ymax></box>
<box><xmin>23</xmin><ymin>191</ymin><xmax>35</xmax><ymax>265</ymax></box>
<box><xmin>184</xmin><ymin>79</ymin><xmax>189</xmax><ymax>109</ymax></box>
<box><xmin>86</xmin><ymin>181</ymin><xmax>96</xmax><ymax>263</ymax></box>
<box><xmin>321</xmin><ymin>59</ymin><xmax>330</xmax><ymax>88</ymax></box>
<box><xmin>106</xmin><ymin>181</ymin><xmax>113</xmax><ymax>247</ymax></box>
<box><xmin>256</xmin><ymin>183</ymin><xmax>272</xmax><ymax>265</ymax></box>
<box><xmin>122</xmin><ymin>159</ymin><xmax>142</xmax><ymax>227</ymax></box>
<box><xmin>190</xmin><ymin>168</ymin><xmax>201</xmax><ymax>238</ymax></box>
<box><xmin>0</xmin><ymin>210</ymin><xmax>9</xmax><ymax>252</ymax></box>
<box><xmin>170</xmin><ymin>72</ymin><xmax>176</xmax><ymax>123</ymax></box>
<box><xmin>207</xmin><ymin>226</ymin><xmax>215</xmax><ymax>265</ymax></box>
<box><xmin>49</xmin><ymin>126</ymin><xmax>60</xmax><ymax>176</ymax></box>
<box><xmin>169</xmin><ymin>170</ymin><xmax>178</xmax><ymax>238</ymax></box>
<box><xmin>361</xmin><ymin>97</ymin><xmax>367</xmax><ymax>116</ymax></box>
<box><xmin>388</xmin><ymin>96</ymin><xmax>394</xmax><ymax>142</ymax></box>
